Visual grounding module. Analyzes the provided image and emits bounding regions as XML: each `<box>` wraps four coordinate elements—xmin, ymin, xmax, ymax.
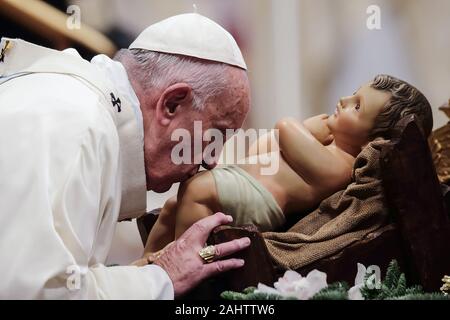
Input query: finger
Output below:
<box><xmin>203</xmin><ymin>258</ymin><xmax>245</xmax><ymax>278</ymax></box>
<box><xmin>180</xmin><ymin>212</ymin><xmax>233</xmax><ymax>244</ymax></box>
<box><xmin>214</xmin><ymin>237</ymin><xmax>251</xmax><ymax>259</ymax></box>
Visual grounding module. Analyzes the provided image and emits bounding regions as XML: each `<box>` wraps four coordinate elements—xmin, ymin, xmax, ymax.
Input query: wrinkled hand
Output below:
<box><xmin>153</xmin><ymin>212</ymin><xmax>251</xmax><ymax>297</ymax></box>
<box><xmin>303</xmin><ymin>114</ymin><xmax>334</xmax><ymax>145</ymax></box>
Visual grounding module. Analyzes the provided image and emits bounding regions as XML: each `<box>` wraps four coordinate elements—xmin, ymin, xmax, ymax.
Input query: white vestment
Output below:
<box><xmin>0</xmin><ymin>38</ymin><xmax>173</xmax><ymax>299</ymax></box>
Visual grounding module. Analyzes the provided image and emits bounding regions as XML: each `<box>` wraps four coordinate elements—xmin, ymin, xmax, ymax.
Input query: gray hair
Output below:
<box><xmin>115</xmin><ymin>48</ymin><xmax>235</xmax><ymax>110</ymax></box>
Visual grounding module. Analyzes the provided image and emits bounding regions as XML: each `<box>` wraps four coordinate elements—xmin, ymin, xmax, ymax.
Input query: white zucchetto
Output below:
<box><xmin>129</xmin><ymin>13</ymin><xmax>247</xmax><ymax>70</ymax></box>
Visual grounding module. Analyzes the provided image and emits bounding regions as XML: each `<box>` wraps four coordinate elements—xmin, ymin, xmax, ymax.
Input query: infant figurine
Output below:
<box><xmin>144</xmin><ymin>74</ymin><xmax>433</xmax><ymax>254</ymax></box>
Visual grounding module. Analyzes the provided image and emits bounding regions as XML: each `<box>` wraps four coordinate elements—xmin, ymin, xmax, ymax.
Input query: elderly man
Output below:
<box><xmin>0</xmin><ymin>13</ymin><xmax>251</xmax><ymax>299</ymax></box>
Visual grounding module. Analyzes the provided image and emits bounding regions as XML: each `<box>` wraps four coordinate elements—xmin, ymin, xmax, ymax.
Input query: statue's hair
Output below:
<box><xmin>114</xmin><ymin>48</ymin><xmax>246</xmax><ymax>110</ymax></box>
<box><xmin>369</xmin><ymin>74</ymin><xmax>433</xmax><ymax>139</ymax></box>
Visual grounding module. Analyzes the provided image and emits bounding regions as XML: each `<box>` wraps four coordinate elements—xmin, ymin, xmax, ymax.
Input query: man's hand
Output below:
<box><xmin>303</xmin><ymin>114</ymin><xmax>334</xmax><ymax>145</ymax></box>
<box><xmin>153</xmin><ymin>212</ymin><xmax>250</xmax><ymax>297</ymax></box>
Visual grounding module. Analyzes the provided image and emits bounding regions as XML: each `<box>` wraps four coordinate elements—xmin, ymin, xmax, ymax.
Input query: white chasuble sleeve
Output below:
<box><xmin>0</xmin><ymin>73</ymin><xmax>173</xmax><ymax>299</ymax></box>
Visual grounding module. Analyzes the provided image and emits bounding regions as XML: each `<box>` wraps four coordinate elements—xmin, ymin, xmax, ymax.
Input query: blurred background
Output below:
<box><xmin>1</xmin><ymin>0</ymin><xmax>450</xmax><ymax>263</ymax></box>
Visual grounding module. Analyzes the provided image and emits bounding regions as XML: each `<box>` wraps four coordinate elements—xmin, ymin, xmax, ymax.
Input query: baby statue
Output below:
<box><xmin>143</xmin><ymin>74</ymin><xmax>433</xmax><ymax>254</ymax></box>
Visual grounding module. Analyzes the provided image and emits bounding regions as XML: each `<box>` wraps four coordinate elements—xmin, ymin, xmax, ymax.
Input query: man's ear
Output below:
<box><xmin>156</xmin><ymin>83</ymin><xmax>193</xmax><ymax>126</ymax></box>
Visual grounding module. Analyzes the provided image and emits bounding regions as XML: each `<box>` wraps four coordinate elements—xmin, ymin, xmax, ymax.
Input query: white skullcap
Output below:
<box><xmin>129</xmin><ymin>13</ymin><xmax>247</xmax><ymax>70</ymax></box>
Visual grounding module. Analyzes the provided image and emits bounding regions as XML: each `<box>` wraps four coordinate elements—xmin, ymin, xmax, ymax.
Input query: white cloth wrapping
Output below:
<box><xmin>0</xmin><ymin>38</ymin><xmax>173</xmax><ymax>299</ymax></box>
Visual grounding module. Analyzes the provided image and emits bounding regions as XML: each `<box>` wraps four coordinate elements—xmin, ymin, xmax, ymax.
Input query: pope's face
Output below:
<box><xmin>327</xmin><ymin>83</ymin><xmax>391</xmax><ymax>148</ymax></box>
<box><xmin>144</xmin><ymin>69</ymin><xmax>250</xmax><ymax>193</ymax></box>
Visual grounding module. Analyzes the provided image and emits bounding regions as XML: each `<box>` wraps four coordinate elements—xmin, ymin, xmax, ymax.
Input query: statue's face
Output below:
<box><xmin>327</xmin><ymin>83</ymin><xmax>391</xmax><ymax>147</ymax></box>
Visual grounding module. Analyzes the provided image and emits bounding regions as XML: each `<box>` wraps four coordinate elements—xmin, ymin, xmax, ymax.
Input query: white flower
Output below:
<box><xmin>255</xmin><ymin>269</ymin><xmax>328</xmax><ymax>300</ymax></box>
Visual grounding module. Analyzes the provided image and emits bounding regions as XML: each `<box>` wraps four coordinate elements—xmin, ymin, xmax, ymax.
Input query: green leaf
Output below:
<box><xmin>220</xmin><ymin>259</ymin><xmax>447</xmax><ymax>300</ymax></box>
<box><xmin>312</xmin><ymin>282</ymin><xmax>349</xmax><ymax>300</ymax></box>
<box><xmin>220</xmin><ymin>291</ymin><xmax>248</xmax><ymax>300</ymax></box>
<box><xmin>384</xmin><ymin>260</ymin><xmax>401</xmax><ymax>289</ymax></box>
<box><xmin>389</xmin><ymin>292</ymin><xmax>450</xmax><ymax>300</ymax></box>
<box><xmin>404</xmin><ymin>285</ymin><xmax>423</xmax><ymax>295</ymax></box>
<box><xmin>243</xmin><ymin>287</ymin><xmax>256</xmax><ymax>294</ymax></box>
<box><xmin>393</xmin><ymin>273</ymin><xmax>407</xmax><ymax>296</ymax></box>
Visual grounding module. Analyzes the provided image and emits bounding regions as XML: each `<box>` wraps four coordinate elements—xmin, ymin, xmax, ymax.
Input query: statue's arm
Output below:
<box><xmin>275</xmin><ymin>117</ymin><xmax>345</xmax><ymax>186</ymax></box>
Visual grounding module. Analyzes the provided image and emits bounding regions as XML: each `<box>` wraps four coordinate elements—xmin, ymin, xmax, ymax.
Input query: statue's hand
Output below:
<box><xmin>303</xmin><ymin>114</ymin><xmax>334</xmax><ymax>145</ymax></box>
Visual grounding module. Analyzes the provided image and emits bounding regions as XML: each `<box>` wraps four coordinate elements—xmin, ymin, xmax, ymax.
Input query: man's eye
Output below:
<box><xmin>355</xmin><ymin>104</ymin><xmax>360</xmax><ymax>111</ymax></box>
